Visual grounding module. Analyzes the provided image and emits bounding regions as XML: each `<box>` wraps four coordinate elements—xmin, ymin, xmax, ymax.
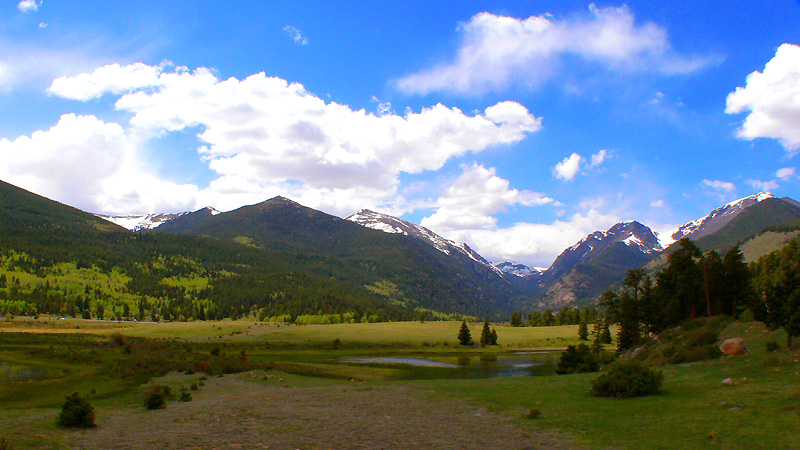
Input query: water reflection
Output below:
<box><xmin>339</xmin><ymin>352</ymin><xmax>558</xmax><ymax>379</ymax></box>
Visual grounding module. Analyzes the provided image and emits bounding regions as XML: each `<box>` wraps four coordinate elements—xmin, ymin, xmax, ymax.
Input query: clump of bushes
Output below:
<box><xmin>639</xmin><ymin>316</ymin><xmax>728</xmax><ymax>365</ymax></box>
<box><xmin>144</xmin><ymin>383</ymin><xmax>171</xmax><ymax>410</ymax></box>
<box><xmin>556</xmin><ymin>343</ymin><xmax>599</xmax><ymax>374</ymax></box>
<box><xmin>590</xmin><ymin>358</ymin><xmax>663</xmax><ymax>398</ymax></box>
<box><xmin>179</xmin><ymin>391</ymin><xmax>192</xmax><ymax>402</ymax></box>
<box><xmin>56</xmin><ymin>392</ymin><xmax>96</xmax><ymax>428</ymax></box>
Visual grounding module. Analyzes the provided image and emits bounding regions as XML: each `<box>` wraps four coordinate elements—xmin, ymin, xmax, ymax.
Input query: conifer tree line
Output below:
<box><xmin>603</xmin><ymin>237</ymin><xmax>800</xmax><ymax>351</ymax></box>
<box><xmin>509</xmin><ymin>305</ymin><xmax>600</xmax><ymax>327</ymax></box>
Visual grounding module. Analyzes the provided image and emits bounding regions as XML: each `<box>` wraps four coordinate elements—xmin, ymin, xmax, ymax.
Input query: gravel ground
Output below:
<box><xmin>61</xmin><ymin>375</ymin><xmax>582</xmax><ymax>450</ymax></box>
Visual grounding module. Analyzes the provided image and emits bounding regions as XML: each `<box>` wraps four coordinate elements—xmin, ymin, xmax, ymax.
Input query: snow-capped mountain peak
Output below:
<box><xmin>664</xmin><ymin>192</ymin><xmax>775</xmax><ymax>246</ymax></box>
<box><xmin>345</xmin><ymin>209</ymin><xmax>503</xmax><ymax>276</ymax></box>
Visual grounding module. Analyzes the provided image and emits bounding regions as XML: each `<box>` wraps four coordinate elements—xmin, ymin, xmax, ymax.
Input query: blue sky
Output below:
<box><xmin>1</xmin><ymin>1</ymin><xmax>799</xmax><ymax>267</ymax></box>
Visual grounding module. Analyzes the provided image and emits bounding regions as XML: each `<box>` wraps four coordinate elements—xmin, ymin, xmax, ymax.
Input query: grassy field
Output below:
<box><xmin>1</xmin><ymin>317</ymin><xmax>798</xmax><ymax>449</ymax></box>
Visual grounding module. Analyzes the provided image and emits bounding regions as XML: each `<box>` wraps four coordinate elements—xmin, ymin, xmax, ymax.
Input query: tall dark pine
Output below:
<box><xmin>722</xmin><ymin>246</ymin><xmax>751</xmax><ymax>317</ymax></box>
<box><xmin>479</xmin><ymin>320</ymin><xmax>492</xmax><ymax>346</ymax></box>
<box><xmin>458</xmin><ymin>320</ymin><xmax>473</xmax><ymax>346</ymax></box>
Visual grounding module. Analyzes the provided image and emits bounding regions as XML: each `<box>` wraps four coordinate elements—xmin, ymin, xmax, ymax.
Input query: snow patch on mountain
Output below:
<box><xmin>493</xmin><ymin>261</ymin><xmax>545</xmax><ymax>278</ymax></box>
<box><xmin>96</xmin><ymin>207</ymin><xmax>220</xmax><ymax>231</ymax></box>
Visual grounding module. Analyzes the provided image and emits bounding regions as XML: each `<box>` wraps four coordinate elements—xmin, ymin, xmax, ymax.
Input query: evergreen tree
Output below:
<box><xmin>722</xmin><ymin>245</ymin><xmax>752</xmax><ymax>317</ymax></box>
<box><xmin>578</xmin><ymin>319</ymin><xmax>589</xmax><ymax>341</ymax></box>
<box><xmin>457</xmin><ymin>320</ymin><xmax>473</xmax><ymax>346</ymax></box>
<box><xmin>479</xmin><ymin>320</ymin><xmax>492</xmax><ymax>346</ymax></box>
<box><xmin>590</xmin><ymin>319</ymin><xmax>604</xmax><ymax>354</ymax></box>
<box><xmin>752</xmin><ymin>239</ymin><xmax>800</xmax><ymax>347</ymax></box>
<box><xmin>490</xmin><ymin>327</ymin><xmax>498</xmax><ymax>345</ymax></box>
<box><xmin>600</xmin><ymin>318</ymin><xmax>612</xmax><ymax>344</ymax></box>
<box><xmin>616</xmin><ymin>291</ymin><xmax>640</xmax><ymax>351</ymax></box>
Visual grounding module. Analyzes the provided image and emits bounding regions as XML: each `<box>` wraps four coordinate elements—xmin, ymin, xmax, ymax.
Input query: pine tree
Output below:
<box><xmin>600</xmin><ymin>318</ymin><xmax>612</xmax><ymax>344</ymax></box>
<box><xmin>457</xmin><ymin>320</ymin><xmax>472</xmax><ymax>346</ymax></box>
<box><xmin>490</xmin><ymin>328</ymin><xmax>498</xmax><ymax>345</ymax></box>
<box><xmin>590</xmin><ymin>319</ymin><xmax>603</xmax><ymax>354</ymax></box>
<box><xmin>578</xmin><ymin>319</ymin><xmax>589</xmax><ymax>341</ymax></box>
<box><xmin>479</xmin><ymin>320</ymin><xmax>492</xmax><ymax>346</ymax></box>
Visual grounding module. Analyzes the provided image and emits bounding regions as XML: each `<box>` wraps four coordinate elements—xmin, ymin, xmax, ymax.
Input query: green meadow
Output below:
<box><xmin>0</xmin><ymin>317</ymin><xmax>798</xmax><ymax>449</ymax></box>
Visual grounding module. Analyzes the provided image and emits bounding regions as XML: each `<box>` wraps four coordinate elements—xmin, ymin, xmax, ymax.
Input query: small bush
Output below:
<box><xmin>766</xmin><ymin>340</ymin><xmax>780</xmax><ymax>352</ymax></box>
<box><xmin>56</xmin><ymin>392</ymin><xmax>96</xmax><ymax>428</ymax></box>
<box><xmin>190</xmin><ymin>382</ymin><xmax>199</xmax><ymax>391</ymax></box>
<box><xmin>0</xmin><ymin>437</ymin><xmax>15</xmax><ymax>450</ymax></box>
<box><xmin>590</xmin><ymin>358</ymin><xmax>663</xmax><ymax>398</ymax></box>
<box><xmin>179</xmin><ymin>391</ymin><xmax>192</xmax><ymax>402</ymax></box>
<box><xmin>523</xmin><ymin>408</ymin><xmax>541</xmax><ymax>419</ymax></box>
<box><xmin>144</xmin><ymin>384</ymin><xmax>169</xmax><ymax>410</ymax></box>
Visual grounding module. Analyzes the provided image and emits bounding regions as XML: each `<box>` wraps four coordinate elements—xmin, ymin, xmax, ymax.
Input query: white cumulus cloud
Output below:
<box><xmin>726</xmin><ymin>43</ymin><xmax>800</xmax><ymax>151</ymax></box>
<box><xmin>0</xmin><ymin>114</ymin><xmax>197</xmax><ymax>214</ymax></box>
<box><xmin>421</xmin><ymin>163</ymin><xmax>553</xmax><ymax>231</ymax></box>
<box><xmin>589</xmin><ymin>149</ymin><xmax>609</xmax><ymax>168</ymax></box>
<box><xmin>777</xmin><ymin>167</ymin><xmax>796</xmax><ymax>180</ymax></box>
<box><xmin>283</xmin><ymin>25</ymin><xmax>309</xmax><ymax>46</ymax></box>
<box><xmin>48</xmin><ymin>62</ymin><xmax>165</xmax><ymax>101</ymax></box>
<box><xmin>553</xmin><ymin>153</ymin><xmax>584</xmax><ymax>181</ymax></box>
<box><xmin>17</xmin><ymin>0</ymin><xmax>40</xmax><ymax>13</ymax></box>
<box><xmin>702</xmin><ymin>179</ymin><xmax>736</xmax><ymax>192</ymax></box>
<box><xmin>396</xmin><ymin>4</ymin><xmax>716</xmax><ymax>95</ymax></box>
<box><xmin>749</xmin><ymin>179</ymin><xmax>779</xmax><ymax>192</ymax></box>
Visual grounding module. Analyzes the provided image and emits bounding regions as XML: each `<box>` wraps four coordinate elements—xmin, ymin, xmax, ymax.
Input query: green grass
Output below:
<box><xmin>1</xmin><ymin>319</ymin><xmax>797</xmax><ymax>449</ymax></box>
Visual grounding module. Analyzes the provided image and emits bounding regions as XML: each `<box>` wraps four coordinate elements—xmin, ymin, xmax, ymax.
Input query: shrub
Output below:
<box><xmin>0</xmin><ymin>437</ymin><xmax>14</xmax><ymax>450</ymax></box>
<box><xmin>179</xmin><ymin>391</ymin><xmax>192</xmax><ymax>402</ymax></box>
<box><xmin>523</xmin><ymin>408</ymin><xmax>541</xmax><ymax>419</ymax></box>
<box><xmin>766</xmin><ymin>340</ymin><xmax>780</xmax><ymax>352</ymax></box>
<box><xmin>556</xmin><ymin>343</ymin><xmax>599</xmax><ymax>374</ymax></box>
<box><xmin>590</xmin><ymin>358</ymin><xmax>663</xmax><ymax>398</ymax></box>
<box><xmin>56</xmin><ymin>392</ymin><xmax>96</xmax><ymax>428</ymax></box>
<box><xmin>144</xmin><ymin>384</ymin><xmax>169</xmax><ymax>410</ymax></box>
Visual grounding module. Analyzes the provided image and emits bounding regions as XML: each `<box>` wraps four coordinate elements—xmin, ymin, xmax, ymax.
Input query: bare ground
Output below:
<box><xmin>52</xmin><ymin>375</ymin><xmax>581</xmax><ymax>450</ymax></box>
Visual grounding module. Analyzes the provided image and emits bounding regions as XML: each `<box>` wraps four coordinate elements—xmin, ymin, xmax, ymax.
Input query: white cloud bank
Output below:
<box><xmin>31</xmin><ymin>63</ymin><xmax>542</xmax><ymax>216</ymax></box>
<box><xmin>0</xmin><ymin>114</ymin><xmax>198</xmax><ymax>214</ymax></box>
<box><xmin>417</xmin><ymin>163</ymin><xmax>621</xmax><ymax>267</ymax></box>
<box><xmin>726</xmin><ymin>43</ymin><xmax>800</xmax><ymax>152</ymax></box>
<box><xmin>396</xmin><ymin>4</ymin><xmax>716</xmax><ymax>95</ymax></box>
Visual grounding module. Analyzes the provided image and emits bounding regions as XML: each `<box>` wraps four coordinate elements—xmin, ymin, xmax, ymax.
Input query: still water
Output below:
<box><xmin>339</xmin><ymin>351</ymin><xmax>559</xmax><ymax>378</ymax></box>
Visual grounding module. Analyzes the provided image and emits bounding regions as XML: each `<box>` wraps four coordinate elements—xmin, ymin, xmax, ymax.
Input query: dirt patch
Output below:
<box><xmin>64</xmin><ymin>375</ymin><xmax>581</xmax><ymax>450</ymax></box>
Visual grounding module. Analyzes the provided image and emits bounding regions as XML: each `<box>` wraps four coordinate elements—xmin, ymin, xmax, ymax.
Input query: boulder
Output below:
<box><xmin>722</xmin><ymin>378</ymin><xmax>734</xmax><ymax>386</ymax></box>
<box><xmin>720</xmin><ymin>337</ymin><xmax>746</xmax><ymax>356</ymax></box>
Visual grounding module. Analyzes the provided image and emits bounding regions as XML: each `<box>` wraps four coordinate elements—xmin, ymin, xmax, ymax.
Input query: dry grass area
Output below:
<box><xmin>58</xmin><ymin>375</ymin><xmax>580</xmax><ymax>450</ymax></box>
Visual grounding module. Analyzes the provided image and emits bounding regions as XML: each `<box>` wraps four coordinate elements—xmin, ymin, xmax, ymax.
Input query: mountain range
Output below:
<box><xmin>92</xmin><ymin>189</ymin><xmax>800</xmax><ymax>312</ymax></box>
<box><xmin>4</xmin><ymin>175</ymin><xmax>799</xmax><ymax>319</ymax></box>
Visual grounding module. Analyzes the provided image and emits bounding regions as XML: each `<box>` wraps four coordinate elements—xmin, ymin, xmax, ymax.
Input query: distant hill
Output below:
<box><xmin>1</xmin><ymin>179</ymin><xmax>123</xmax><ymax>233</ymax></box>
<box><xmin>0</xmin><ymin>180</ymin><xmax>415</xmax><ymax>321</ymax></box>
<box><xmin>153</xmin><ymin>197</ymin><xmax>522</xmax><ymax>317</ymax></box>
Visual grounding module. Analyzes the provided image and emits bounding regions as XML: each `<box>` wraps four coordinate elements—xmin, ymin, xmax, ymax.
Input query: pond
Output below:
<box><xmin>339</xmin><ymin>351</ymin><xmax>560</xmax><ymax>378</ymax></box>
